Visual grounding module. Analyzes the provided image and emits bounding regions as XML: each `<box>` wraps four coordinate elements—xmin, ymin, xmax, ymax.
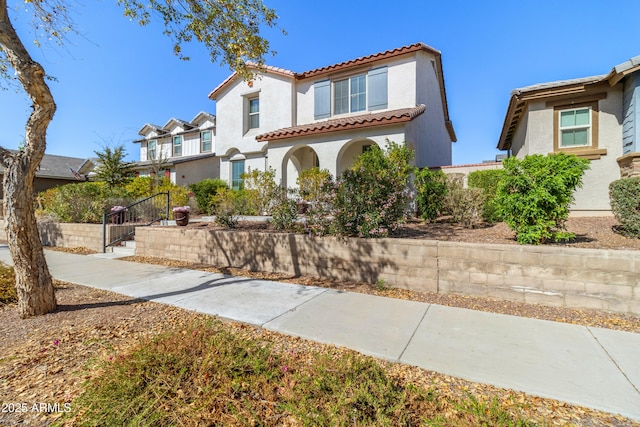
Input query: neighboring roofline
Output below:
<box><xmin>497</xmin><ymin>54</ymin><xmax>640</xmax><ymax>151</ymax></box>
<box><xmin>497</xmin><ymin>75</ymin><xmax>608</xmax><ymax>151</ymax></box>
<box><xmin>138</xmin><ymin>123</ymin><xmax>164</xmax><ymax>137</ymax></box>
<box><xmin>256</xmin><ymin>105</ymin><xmax>426</xmax><ymax>142</ymax></box>
<box><xmin>132</xmin><ymin>152</ymin><xmax>217</xmax><ymax>168</ymax></box>
<box><xmin>191</xmin><ymin>111</ymin><xmax>216</xmax><ymax>125</ymax></box>
<box><xmin>163</xmin><ymin>117</ymin><xmax>195</xmax><ymax>131</ymax></box>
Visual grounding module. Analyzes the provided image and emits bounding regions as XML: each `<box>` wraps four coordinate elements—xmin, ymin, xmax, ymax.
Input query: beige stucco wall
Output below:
<box><xmin>175</xmin><ymin>157</ymin><xmax>220</xmax><ymax>187</ymax></box>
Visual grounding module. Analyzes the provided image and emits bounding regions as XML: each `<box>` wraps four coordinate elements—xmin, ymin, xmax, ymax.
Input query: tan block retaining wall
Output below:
<box><xmin>0</xmin><ymin>220</ymin><xmax>134</xmax><ymax>252</ymax></box>
<box><xmin>1</xmin><ymin>221</ymin><xmax>637</xmax><ymax>315</ymax></box>
<box><xmin>136</xmin><ymin>227</ymin><xmax>640</xmax><ymax>315</ymax></box>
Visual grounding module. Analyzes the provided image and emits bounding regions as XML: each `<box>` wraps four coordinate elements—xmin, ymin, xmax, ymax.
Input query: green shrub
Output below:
<box><xmin>241</xmin><ymin>168</ymin><xmax>279</xmax><ymax>215</ymax></box>
<box><xmin>443</xmin><ymin>175</ymin><xmax>486</xmax><ymax>229</ymax></box>
<box><xmin>38</xmin><ymin>182</ymin><xmax>129</xmax><ymax>223</ymax></box>
<box><xmin>0</xmin><ymin>263</ymin><xmax>17</xmax><ymax>305</ymax></box>
<box><xmin>468</xmin><ymin>169</ymin><xmax>506</xmax><ymax>223</ymax></box>
<box><xmin>609</xmin><ymin>177</ymin><xmax>640</xmax><ymax>237</ymax></box>
<box><xmin>297</xmin><ymin>167</ymin><xmax>332</xmax><ymax>203</ymax></box>
<box><xmin>210</xmin><ymin>188</ymin><xmax>241</xmax><ymax>228</ymax></box>
<box><xmin>414</xmin><ymin>169</ymin><xmax>447</xmax><ymax>222</ymax></box>
<box><xmin>188</xmin><ymin>178</ymin><xmax>228</xmax><ymax>214</ymax></box>
<box><xmin>331</xmin><ymin>141</ymin><xmax>414</xmax><ymax>238</ymax></box>
<box><xmin>124</xmin><ymin>177</ymin><xmax>189</xmax><ymax>219</ymax></box>
<box><xmin>270</xmin><ymin>190</ymin><xmax>299</xmax><ymax>231</ymax></box>
<box><xmin>303</xmin><ymin>178</ymin><xmax>337</xmax><ymax>237</ymax></box>
<box><xmin>496</xmin><ymin>153</ymin><xmax>590</xmax><ymax>245</ymax></box>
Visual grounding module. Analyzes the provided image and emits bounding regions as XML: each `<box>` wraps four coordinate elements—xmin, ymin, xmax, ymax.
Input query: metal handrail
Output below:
<box><xmin>102</xmin><ymin>192</ymin><xmax>170</xmax><ymax>252</ymax></box>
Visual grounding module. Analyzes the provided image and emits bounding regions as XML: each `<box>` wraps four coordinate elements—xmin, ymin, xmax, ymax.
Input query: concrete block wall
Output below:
<box><xmin>135</xmin><ymin>227</ymin><xmax>440</xmax><ymax>293</ymax></box>
<box><xmin>136</xmin><ymin>227</ymin><xmax>640</xmax><ymax>315</ymax></box>
<box><xmin>0</xmin><ymin>220</ymin><xmax>133</xmax><ymax>252</ymax></box>
<box><xmin>438</xmin><ymin>242</ymin><xmax>640</xmax><ymax>314</ymax></box>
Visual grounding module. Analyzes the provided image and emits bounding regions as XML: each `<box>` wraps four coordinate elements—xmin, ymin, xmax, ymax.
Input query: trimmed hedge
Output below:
<box><xmin>609</xmin><ymin>177</ymin><xmax>640</xmax><ymax>237</ymax></box>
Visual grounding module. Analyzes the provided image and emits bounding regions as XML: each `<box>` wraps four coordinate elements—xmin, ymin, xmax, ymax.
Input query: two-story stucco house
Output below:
<box><xmin>134</xmin><ymin>111</ymin><xmax>218</xmax><ymax>186</ymax></box>
<box><xmin>208</xmin><ymin>42</ymin><xmax>457</xmax><ymax>189</ymax></box>
<box><xmin>497</xmin><ymin>55</ymin><xmax>640</xmax><ymax>215</ymax></box>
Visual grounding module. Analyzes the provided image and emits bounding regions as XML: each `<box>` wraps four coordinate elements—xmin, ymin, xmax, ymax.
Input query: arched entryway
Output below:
<box><xmin>336</xmin><ymin>138</ymin><xmax>379</xmax><ymax>174</ymax></box>
<box><xmin>281</xmin><ymin>145</ymin><xmax>320</xmax><ymax>188</ymax></box>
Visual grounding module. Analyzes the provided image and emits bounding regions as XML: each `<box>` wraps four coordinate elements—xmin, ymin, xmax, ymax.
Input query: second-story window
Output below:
<box><xmin>201</xmin><ymin>130</ymin><xmax>212</xmax><ymax>152</ymax></box>
<box><xmin>147</xmin><ymin>139</ymin><xmax>157</xmax><ymax>160</ymax></box>
<box><xmin>173</xmin><ymin>135</ymin><xmax>182</xmax><ymax>156</ymax></box>
<box><xmin>315</xmin><ymin>66</ymin><xmax>387</xmax><ymax>120</ymax></box>
<box><xmin>248</xmin><ymin>97</ymin><xmax>260</xmax><ymax>129</ymax></box>
<box><xmin>333</xmin><ymin>75</ymin><xmax>366</xmax><ymax>115</ymax></box>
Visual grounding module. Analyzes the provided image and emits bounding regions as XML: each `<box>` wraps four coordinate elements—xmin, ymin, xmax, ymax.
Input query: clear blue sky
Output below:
<box><xmin>2</xmin><ymin>0</ymin><xmax>640</xmax><ymax>165</ymax></box>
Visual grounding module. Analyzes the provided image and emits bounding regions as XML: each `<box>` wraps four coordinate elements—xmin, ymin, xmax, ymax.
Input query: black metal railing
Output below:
<box><xmin>102</xmin><ymin>192</ymin><xmax>169</xmax><ymax>252</ymax></box>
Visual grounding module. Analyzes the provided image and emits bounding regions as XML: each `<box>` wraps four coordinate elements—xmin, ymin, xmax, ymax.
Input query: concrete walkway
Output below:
<box><xmin>1</xmin><ymin>246</ymin><xmax>639</xmax><ymax>422</ymax></box>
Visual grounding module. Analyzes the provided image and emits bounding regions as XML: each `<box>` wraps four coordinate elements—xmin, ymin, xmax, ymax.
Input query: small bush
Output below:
<box><xmin>468</xmin><ymin>169</ymin><xmax>506</xmax><ymax>223</ymax></box>
<box><xmin>210</xmin><ymin>188</ymin><xmax>248</xmax><ymax>228</ymax></box>
<box><xmin>297</xmin><ymin>167</ymin><xmax>332</xmax><ymax>203</ymax></box>
<box><xmin>332</xmin><ymin>141</ymin><xmax>414</xmax><ymax>238</ymax></box>
<box><xmin>124</xmin><ymin>177</ymin><xmax>189</xmax><ymax>220</ymax></box>
<box><xmin>496</xmin><ymin>153</ymin><xmax>590</xmax><ymax>245</ymax></box>
<box><xmin>38</xmin><ymin>182</ymin><xmax>129</xmax><ymax>223</ymax></box>
<box><xmin>609</xmin><ymin>177</ymin><xmax>640</xmax><ymax>237</ymax></box>
<box><xmin>241</xmin><ymin>168</ymin><xmax>279</xmax><ymax>215</ymax></box>
<box><xmin>0</xmin><ymin>263</ymin><xmax>17</xmax><ymax>305</ymax></box>
<box><xmin>414</xmin><ymin>169</ymin><xmax>447</xmax><ymax>222</ymax></box>
<box><xmin>270</xmin><ymin>190</ymin><xmax>299</xmax><ymax>231</ymax></box>
<box><xmin>443</xmin><ymin>175</ymin><xmax>486</xmax><ymax>229</ymax></box>
<box><xmin>188</xmin><ymin>178</ymin><xmax>228</xmax><ymax>214</ymax></box>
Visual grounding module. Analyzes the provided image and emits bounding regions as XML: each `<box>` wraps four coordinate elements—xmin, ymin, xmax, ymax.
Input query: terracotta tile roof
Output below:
<box><xmin>296</xmin><ymin>43</ymin><xmax>441</xmax><ymax>79</ymax></box>
<box><xmin>208</xmin><ymin>63</ymin><xmax>296</xmax><ymax>100</ymax></box>
<box><xmin>256</xmin><ymin>105</ymin><xmax>426</xmax><ymax>142</ymax></box>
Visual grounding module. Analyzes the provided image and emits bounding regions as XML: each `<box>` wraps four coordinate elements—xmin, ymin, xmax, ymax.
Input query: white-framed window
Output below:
<box><xmin>201</xmin><ymin>130</ymin><xmax>212</xmax><ymax>152</ymax></box>
<box><xmin>231</xmin><ymin>159</ymin><xmax>245</xmax><ymax>191</ymax></box>
<box><xmin>559</xmin><ymin>107</ymin><xmax>591</xmax><ymax>148</ymax></box>
<box><xmin>147</xmin><ymin>139</ymin><xmax>157</xmax><ymax>160</ymax></box>
<box><xmin>333</xmin><ymin>74</ymin><xmax>366</xmax><ymax>115</ymax></box>
<box><xmin>173</xmin><ymin>135</ymin><xmax>182</xmax><ymax>156</ymax></box>
<box><xmin>248</xmin><ymin>97</ymin><xmax>259</xmax><ymax>129</ymax></box>
<box><xmin>315</xmin><ymin>67</ymin><xmax>387</xmax><ymax>119</ymax></box>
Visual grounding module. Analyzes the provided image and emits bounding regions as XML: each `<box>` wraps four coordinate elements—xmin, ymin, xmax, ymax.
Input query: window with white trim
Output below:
<box><xmin>314</xmin><ymin>66</ymin><xmax>387</xmax><ymax>119</ymax></box>
<box><xmin>248</xmin><ymin>97</ymin><xmax>259</xmax><ymax>129</ymax></box>
<box><xmin>147</xmin><ymin>140</ymin><xmax>157</xmax><ymax>160</ymax></box>
<box><xmin>333</xmin><ymin>74</ymin><xmax>366</xmax><ymax>115</ymax></box>
<box><xmin>201</xmin><ymin>130</ymin><xmax>212</xmax><ymax>152</ymax></box>
<box><xmin>559</xmin><ymin>107</ymin><xmax>591</xmax><ymax>148</ymax></box>
<box><xmin>173</xmin><ymin>135</ymin><xmax>182</xmax><ymax>156</ymax></box>
<box><xmin>231</xmin><ymin>160</ymin><xmax>245</xmax><ymax>191</ymax></box>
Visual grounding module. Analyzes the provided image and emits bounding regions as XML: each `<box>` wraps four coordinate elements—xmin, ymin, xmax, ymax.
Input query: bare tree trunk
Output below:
<box><xmin>0</xmin><ymin>0</ymin><xmax>57</xmax><ymax>317</ymax></box>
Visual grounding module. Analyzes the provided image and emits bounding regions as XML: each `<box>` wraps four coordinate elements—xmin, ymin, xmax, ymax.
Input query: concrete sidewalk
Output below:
<box><xmin>1</xmin><ymin>246</ymin><xmax>639</xmax><ymax>421</ymax></box>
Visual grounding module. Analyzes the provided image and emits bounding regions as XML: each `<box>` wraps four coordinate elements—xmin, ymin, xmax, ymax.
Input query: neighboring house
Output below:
<box><xmin>133</xmin><ymin>112</ymin><xmax>218</xmax><ymax>186</ymax></box>
<box><xmin>0</xmin><ymin>151</ymin><xmax>94</xmax><ymax>199</ymax></box>
<box><xmin>208</xmin><ymin>42</ymin><xmax>457</xmax><ymax>189</ymax></box>
<box><xmin>497</xmin><ymin>55</ymin><xmax>640</xmax><ymax>215</ymax></box>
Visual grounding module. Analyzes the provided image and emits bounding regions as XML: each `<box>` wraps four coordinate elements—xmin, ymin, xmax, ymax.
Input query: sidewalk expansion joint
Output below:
<box><xmin>397</xmin><ymin>303</ymin><xmax>431</xmax><ymax>362</ymax></box>
<box><xmin>260</xmin><ymin>287</ymin><xmax>330</xmax><ymax>327</ymax></box>
<box><xmin>587</xmin><ymin>326</ymin><xmax>640</xmax><ymax>397</ymax></box>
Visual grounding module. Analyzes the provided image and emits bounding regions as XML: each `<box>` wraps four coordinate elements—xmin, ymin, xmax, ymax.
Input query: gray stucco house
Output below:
<box><xmin>497</xmin><ymin>55</ymin><xmax>640</xmax><ymax>215</ymax></box>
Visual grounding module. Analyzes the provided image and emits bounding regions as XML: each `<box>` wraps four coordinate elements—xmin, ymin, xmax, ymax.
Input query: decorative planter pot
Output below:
<box><xmin>175</xmin><ymin>212</ymin><xmax>190</xmax><ymax>226</ymax></box>
<box><xmin>111</xmin><ymin>212</ymin><xmax>126</xmax><ymax>224</ymax></box>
